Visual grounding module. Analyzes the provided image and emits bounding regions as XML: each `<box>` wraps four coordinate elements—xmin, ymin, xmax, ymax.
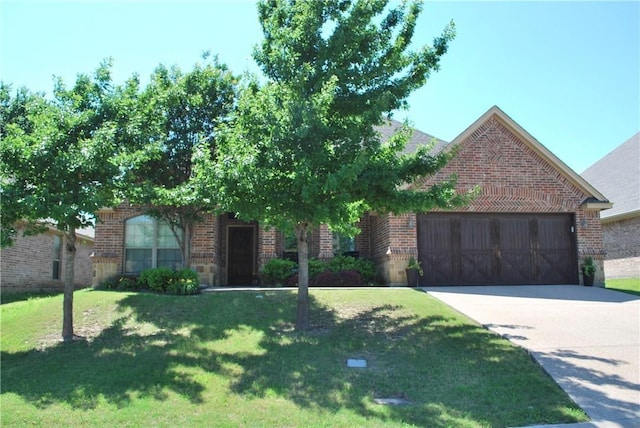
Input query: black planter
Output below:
<box><xmin>405</xmin><ymin>268</ymin><xmax>420</xmax><ymax>287</ymax></box>
<box><xmin>583</xmin><ymin>273</ymin><xmax>594</xmax><ymax>286</ymax></box>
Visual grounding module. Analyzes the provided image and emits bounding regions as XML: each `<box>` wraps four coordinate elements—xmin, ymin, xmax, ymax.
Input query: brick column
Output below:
<box><xmin>317</xmin><ymin>224</ymin><xmax>334</xmax><ymax>260</ymax></box>
<box><xmin>258</xmin><ymin>226</ymin><xmax>278</xmax><ymax>271</ymax></box>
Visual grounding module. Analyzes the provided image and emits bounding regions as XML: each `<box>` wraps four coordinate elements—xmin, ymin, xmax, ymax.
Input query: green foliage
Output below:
<box><xmin>121</xmin><ymin>54</ymin><xmax>240</xmax><ymax>268</ymax></box>
<box><xmin>212</xmin><ymin>0</ymin><xmax>474</xmax><ymax>329</ymax></box>
<box><xmin>407</xmin><ymin>256</ymin><xmax>423</xmax><ymax>276</ymax></box>
<box><xmin>581</xmin><ymin>256</ymin><xmax>596</xmax><ymax>276</ymax></box>
<box><xmin>266</xmin><ymin>256</ymin><xmax>375</xmax><ymax>286</ymax></box>
<box><xmin>1</xmin><ymin>60</ymin><xmax>139</xmax><ymax>340</ymax></box>
<box><xmin>166</xmin><ymin>269</ymin><xmax>200</xmax><ymax>296</ymax></box>
<box><xmin>139</xmin><ymin>267</ymin><xmax>176</xmax><ymax>293</ymax></box>
<box><xmin>308</xmin><ymin>258</ymin><xmax>327</xmax><ymax>279</ymax></box>
<box><xmin>326</xmin><ymin>256</ymin><xmax>375</xmax><ymax>283</ymax></box>
<box><xmin>261</xmin><ymin>258</ymin><xmax>297</xmax><ymax>285</ymax></box>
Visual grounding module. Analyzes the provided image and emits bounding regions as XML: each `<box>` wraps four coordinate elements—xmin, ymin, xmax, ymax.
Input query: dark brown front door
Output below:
<box><xmin>418</xmin><ymin>213</ymin><xmax>578</xmax><ymax>285</ymax></box>
<box><xmin>227</xmin><ymin>226</ymin><xmax>255</xmax><ymax>286</ymax></box>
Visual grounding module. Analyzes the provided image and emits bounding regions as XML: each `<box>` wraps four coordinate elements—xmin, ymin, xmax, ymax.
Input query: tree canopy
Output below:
<box><xmin>121</xmin><ymin>55</ymin><xmax>239</xmax><ymax>267</ymax></box>
<box><xmin>214</xmin><ymin>0</ymin><xmax>473</xmax><ymax>330</ymax></box>
<box><xmin>0</xmin><ymin>60</ymin><xmax>135</xmax><ymax>340</ymax></box>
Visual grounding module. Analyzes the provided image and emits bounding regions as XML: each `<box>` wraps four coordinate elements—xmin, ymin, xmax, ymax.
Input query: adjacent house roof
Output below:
<box><xmin>581</xmin><ymin>132</ymin><xmax>640</xmax><ymax>222</ymax></box>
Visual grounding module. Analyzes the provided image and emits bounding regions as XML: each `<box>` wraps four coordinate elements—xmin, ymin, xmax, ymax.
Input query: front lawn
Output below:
<box><xmin>606</xmin><ymin>277</ymin><xmax>640</xmax><ymax>296</ymax></box>
<box><xmin>1</xmin><ymin>288</ymin><xmax>587</xmax><ymax>427</ymax></box>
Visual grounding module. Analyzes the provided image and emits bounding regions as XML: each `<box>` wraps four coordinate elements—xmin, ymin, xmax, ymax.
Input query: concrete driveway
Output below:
<box><xmin>423</xmin><ymin>285</ymin><xmax>640</xmax><ymax>427</ymax></box>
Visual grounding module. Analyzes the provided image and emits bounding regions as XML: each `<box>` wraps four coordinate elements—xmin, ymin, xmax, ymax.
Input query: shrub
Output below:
<box><xmin>99</xmin><ymin>275</ymin><xmax>141</xmax><ymax>291</ymax></box>
<box><xmin>327</xmin><ymin>256</ymin><xmax>375</xmax><ymax>283</ymax></box>
<box><xmin>166</xmin><ymin>269</ymin><xmax>200</xmax><ymax>295</ymax></box>
<box><xmin>311</xmin><ymin>269</ymin><xmax>341</xmax><ymax>286</ymax></box>
<box><xmin>139</xmin><ymin>267</ymin><xmax>176</xmax><ymax>293</ymax></box>
<box><xmin>308</xmin><ymin>258</ymin><xmax>327</xmax><ymax>279</ymax></box>
<box><xmin>116</xmin><ymin>275</ymin><xmax>142</xmax><ymax>291</ymax></box>
<box><xmin>262</xmin><ymin>258</ymin><xmax>297</xmax><ymax>285</ymax></box>
<box><xmin>338</xmin><ymin>269</ymin><xmax>364</xmax><ymax>286</ymax></box>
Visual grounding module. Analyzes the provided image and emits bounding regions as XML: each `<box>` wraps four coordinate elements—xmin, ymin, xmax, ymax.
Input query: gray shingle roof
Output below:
<box><xmin>581</xmin><ymin>132</ymin><xmax>640</xmax><ymax>219</ymax></box>
<box><xmin>375</xmin><ymin>119</ymin><xmax>449</xmax><ymax>155</ymax></box>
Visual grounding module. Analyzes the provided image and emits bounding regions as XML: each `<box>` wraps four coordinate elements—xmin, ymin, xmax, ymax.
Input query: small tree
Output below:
<box><xmin>0</xmin><ymin>61</ymin><xmax>134</xmax><ymax>341</ymax></box>
<box><xmin>122</xmin><ymin>55</ymin><xmax>238</xmax><ymax>268</ymax></box>
<box><xmin>214</xmin><ymin>0</ymin><xmax>474</xmax><ymax>330</ymax></box>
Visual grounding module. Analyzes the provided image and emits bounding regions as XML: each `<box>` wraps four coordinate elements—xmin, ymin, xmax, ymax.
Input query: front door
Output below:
<box><xmin>227</xmin><ymin>226</ymin><xmax>255</xmax><ymax>285</ymax></box>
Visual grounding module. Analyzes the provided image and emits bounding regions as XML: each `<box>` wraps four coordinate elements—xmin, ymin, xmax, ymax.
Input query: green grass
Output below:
<box><xmin>1</xmin><ymin>288</ymin><xmax>588</xmax><ymax>428</ymax></box>
<box><xmin>606</xmin><ymin>277</ymin><xmax>640</xmax><ymax>296</ymax></box>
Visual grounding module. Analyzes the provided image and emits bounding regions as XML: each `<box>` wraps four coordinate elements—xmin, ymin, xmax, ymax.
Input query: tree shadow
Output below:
<box><xmin>1</xmin><ymin>290</ymin><xmax>588</xmax><ymax>426</ymax></box>
<box><xmin>532</xmin><ymin>349</ymin><xmax>640</xmax><ymax>421</ymax></box>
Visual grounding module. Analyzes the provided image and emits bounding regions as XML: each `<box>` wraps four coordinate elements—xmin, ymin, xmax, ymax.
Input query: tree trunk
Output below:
<box><xmin>62</xmin><ymin>227</ymin><xmax>77</xmax><ymax>342</ymax></box>
<box><xmin>295</xmin><ymin>222</ymin><xmax>310</xmax><ymax>331</ymax></box>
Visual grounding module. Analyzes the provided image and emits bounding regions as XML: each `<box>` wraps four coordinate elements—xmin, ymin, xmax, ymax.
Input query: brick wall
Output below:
<box><xmin>92</xmin><ymin>203</ymin><xmax>147</xmax><ymax>287</ymax></box>
<box><xmin>602</xmin><ymin>216</ymin><xmax>640</xmax><ymax>279</ymax></box>
<box><xmin>2</xmin><ymin>227</ymin><xmax>93</xmax><ymax>293</ymax></box>
<box><xmin>401</xmin><ymin>115</ymin><xmax>608</xmax><ymax>285</ymax></box>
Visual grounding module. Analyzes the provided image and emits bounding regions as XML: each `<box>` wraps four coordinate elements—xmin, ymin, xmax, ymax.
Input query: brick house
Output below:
<box><xmin>582</xmin><ymin>132</ymin><xmax>640</xmax><ymax>279</ymax></box>
<box><xmin>1</xmin><ymin>225</ymin><xmax>94</xmax><ymax>293</ymax></box>
<box><xmin>91</xmin><ymin>106</ymin><xmax>611</xmax><ymax>287</ymax></box>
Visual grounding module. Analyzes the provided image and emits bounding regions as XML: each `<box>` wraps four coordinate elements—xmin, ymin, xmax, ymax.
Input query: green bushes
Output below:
<box><xmin>261</xmin><ymin>258</ymin><xmax>297</xmax><ymax>285</ymax></box>
<box><xmin>101</xmin><ymin>268</ymin><xmax>200</xmax><ymax>295</ymax></box>
<box><xmin>261</xmin><ymin>256</ymin><xmax>376</xmax><ymax>287</ymax></box>
<box><xmin>139</xmin><ymin>267</ymin><xmax>175</xmax><ymax>292</ymax></box>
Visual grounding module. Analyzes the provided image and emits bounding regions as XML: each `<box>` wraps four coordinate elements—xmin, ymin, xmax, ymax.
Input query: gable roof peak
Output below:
<box><xmin>451</xmin><ymin>106</ymin><xmax>609</xmax><ymax>203</ymax></box>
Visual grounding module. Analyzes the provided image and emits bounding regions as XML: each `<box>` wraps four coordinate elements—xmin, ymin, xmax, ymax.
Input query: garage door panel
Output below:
<box><xmin>460</xmin><ymin>252</ymin><xmax>494</xmax><ymax>284</ymax></box>
<box><xmin>423</xmin><ymin>252</ymin><xmax>454</xmax><ymax>285</ymax></box>
<box><xmin>418</xmin><ymin>213</ymin><xmax>578</xmax><ymax>286</ymax></box>
<box><xmin>538</xmin><ymin>251</ymin><xmax>576</xmax><ymax>284</ymax></box>
<box><xmin>501</xmin><ymin>251</ymin><xmax>534</xmax><ymax>284</ymax></box>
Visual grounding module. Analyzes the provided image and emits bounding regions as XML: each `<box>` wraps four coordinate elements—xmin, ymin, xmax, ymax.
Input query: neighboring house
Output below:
<box><xmin>1</xmin><ymin>225</ymin><xmax>94</xmax><ymax>293</ymax></box>
<box><xmin>92</xmin><ymin>106</ymin><xmax>611</xmax><ymax>287</ymax></box>
<box><xmin>582</xmin><ymin>132</ymin><xmax>640</xmax><ymax>279</ymax></box>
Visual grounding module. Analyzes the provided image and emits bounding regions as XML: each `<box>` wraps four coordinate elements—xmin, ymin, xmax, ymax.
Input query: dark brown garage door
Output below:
<box><xmin>417</xmin><ymin>213</ymin><xmax>578</xmax><ymax>285</ymax></box>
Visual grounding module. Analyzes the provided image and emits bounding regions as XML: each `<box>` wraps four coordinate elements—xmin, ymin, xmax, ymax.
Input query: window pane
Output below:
<box><xmin>52</xmin><ymin>260</ymin><xmax>61</xmax><ymax>280</ymax></box>
<box><xmin>53</xmin><ymin>235</ymin><xmax>62</xmax><ymax>259</ymax></box>
<box><xmin>157</xmin><ymin>249</ymin><xmax>182</xmax><ymax>270</ymax></box>
<box><xmin>333</xmin><ymin>233</ymin><xmax>356</xmax><ymax>254</ymax></box>
<box><xmin>157</xmin><ymin>222</ymin><xmax>181</xmax><ymax>248</ymax></box>
<box><xmin>125</xmin><ymin>216</ymin><xmax>154</xmax><ymax>248</ymax></box>
<box><xmin>125</xmin><ymin>249</ymin><xmax>152</xmax><ymax>273</ymax></box>
<box><xmin>284</xmin><ymin>232</ymin><xmax>297</xmax><ymax>253</ymax></box>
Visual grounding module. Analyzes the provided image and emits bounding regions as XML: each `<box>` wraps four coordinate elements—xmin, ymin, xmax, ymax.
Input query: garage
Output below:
<box><xmin>417</xmin><ymin>213</ymin><xmax>579</xmax><ymax>285</ymax></box>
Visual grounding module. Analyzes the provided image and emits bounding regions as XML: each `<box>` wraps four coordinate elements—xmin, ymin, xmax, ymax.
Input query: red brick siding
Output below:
<box><xmin>409</xmin><ymin>116</ymin><xmax>606</xmax><ymax>285</ymax></box>
<box><xmin>2</xmin><ymin>228</ymin><xmax>93</xmax><ymax>292</ymax></box>
<box><xmin>603</xmin><ymin>216</ymin><xmax>640</xmax><ymax>279</ymax></box>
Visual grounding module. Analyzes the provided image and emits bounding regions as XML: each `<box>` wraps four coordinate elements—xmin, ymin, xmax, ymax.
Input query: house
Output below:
<box><xmin>91</xmin><ymin>106</ymin><xmax>611</xmax><ymax>287</ymax></box>
<box><xmin>1</xmin><ymin>224</ymin><xmax>94</xmax><ymax>293</ymax></box>
<box><xmin>581</xmin><ymin>132</ymin><xmax>640</xmax><ymax>280</ymax></box>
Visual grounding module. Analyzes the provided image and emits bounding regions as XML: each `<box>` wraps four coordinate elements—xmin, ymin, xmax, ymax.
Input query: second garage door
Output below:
<box><xmin>418</xmin><ymin>213</ymin><xmax>578</xmax><ymax>285</ymax></box>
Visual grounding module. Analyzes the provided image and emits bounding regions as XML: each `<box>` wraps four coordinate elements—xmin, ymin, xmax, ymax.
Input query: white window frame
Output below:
<box><xmin>124</xmin><ymin>215</ymin><xmax>183</xmax><ymax>274</ymax></box>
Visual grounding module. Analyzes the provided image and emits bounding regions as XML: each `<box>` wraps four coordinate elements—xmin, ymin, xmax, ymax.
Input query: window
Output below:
<box><xmin>124</xmin><ymin>216</ymin><xmax>183</xmax><ymax>274</ymax></box>
<box><xmin>333</xmin><ymin>233</ymin><xmax>356</xmax><ymax>255</ymax></box>
<box><xmin>52</xmin><ymin>235</ymin><xmax>62</xmax><ymax>280</ymax></box>
<box><xmin>283</xmin><ymin>232</ymin><xmax>298</xmax><ymax>262</ymax></box>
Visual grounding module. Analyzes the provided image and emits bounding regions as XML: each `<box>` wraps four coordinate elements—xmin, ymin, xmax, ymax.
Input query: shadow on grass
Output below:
<box><xmin>1</xmin><ymin>289</ymin><xmax>586</xmax><ymax>427</ymax></box>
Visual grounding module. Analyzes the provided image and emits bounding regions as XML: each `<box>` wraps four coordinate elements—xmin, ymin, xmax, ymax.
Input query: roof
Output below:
<box><xmin>393</xmin><ymin>105</ymin><xmax>610</xmax><ymax>205</ymax></box>
<box><xmin>375</xmin><ymin>119</ymin><xmax>449</xmax><ymax>155</ymax></box>
<box><xmin>581</xmin><ymin>132</ymin><xmax>640</xmax><ymax>221</ymax></box>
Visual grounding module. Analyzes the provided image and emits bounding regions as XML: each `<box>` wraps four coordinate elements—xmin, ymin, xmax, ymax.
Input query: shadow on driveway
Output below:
<box><xmin>423</xmin><ymin>285</ymin><xmax>640</xmax><ymax>425</ymax></box>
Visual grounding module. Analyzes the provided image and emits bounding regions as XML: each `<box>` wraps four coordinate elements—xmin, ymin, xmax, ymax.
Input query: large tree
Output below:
<box><xmin>122</xmin><ymin>55</ymin><xmax>238</xmax><ymax>268</ymax></box>
<box><xmin>215</xmin><ymin>0</ymin><xmax>474</xmax><ymax>330</ymax></box>
<box><xmin>0</xmin><ymin>61</ymin><xmax>135</xmax><ymax>341</ymax></box>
